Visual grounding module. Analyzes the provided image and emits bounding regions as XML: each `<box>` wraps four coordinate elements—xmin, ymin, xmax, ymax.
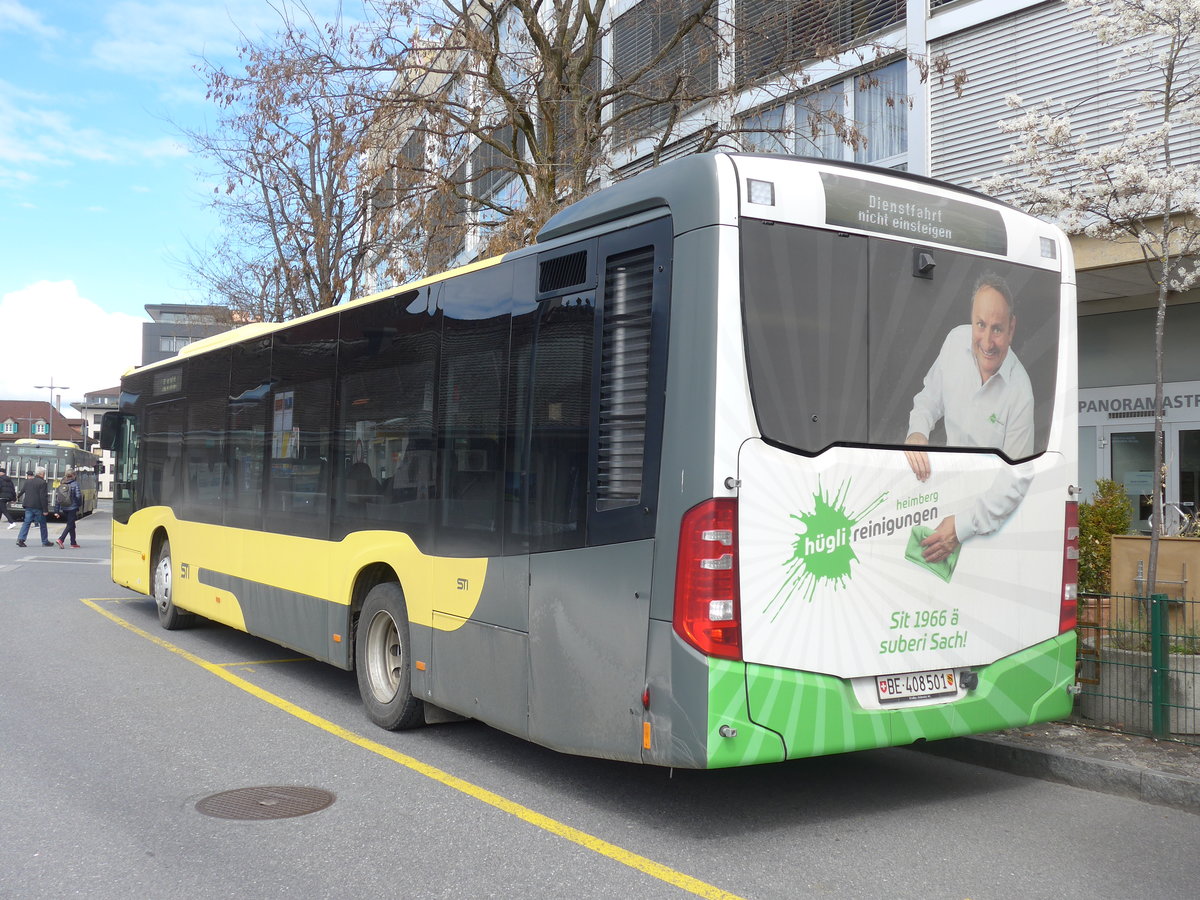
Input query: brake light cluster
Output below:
<box><xmin>674</xmin><ymin>499</ymin><xmax>742</xmax><ymax>659</ymax></box>
<box><xmin>1060</xmin><ymin>500</ymin><xmax>1079</xmax><ymax>633</ymax></box>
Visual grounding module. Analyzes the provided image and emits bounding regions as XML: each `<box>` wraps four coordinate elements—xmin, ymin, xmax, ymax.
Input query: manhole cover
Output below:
<box><xmin>195</xmin><ymin>786</ymin><xmax>335</xmax><ymax>820</ymax></box>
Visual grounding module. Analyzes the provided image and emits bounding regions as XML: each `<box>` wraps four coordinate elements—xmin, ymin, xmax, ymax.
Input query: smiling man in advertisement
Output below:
<box><xmin>903</xmin><ymin>272</ymin><xmax>1035</xmax><ymax>568</ymax></box>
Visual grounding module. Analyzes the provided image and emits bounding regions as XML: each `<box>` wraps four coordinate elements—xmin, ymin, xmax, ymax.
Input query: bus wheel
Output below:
<box><xmin>355</xmin><ymin>582</ymin><xmax>424</xmax><ymax>730</ymax></box>
<box><xmin>153</xmin><ymin>539</ymin><xmax>194</xmax><ymax>630</ymax></box>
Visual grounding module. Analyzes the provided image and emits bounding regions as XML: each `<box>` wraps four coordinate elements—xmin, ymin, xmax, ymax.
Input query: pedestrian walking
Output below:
<box><xmin>55</xmin><ymin>469</ymin><xmax>83</xmax><ymax>548</ymax></box>
<box><xmin>16</xmin><ymin>466</ymin><xmax>51</xmax><ymax>548</ymax></box>
<box><xmin>0</xmin><ymin>466</ymin><xmax>16</xmax><ymax>528</ymax></box>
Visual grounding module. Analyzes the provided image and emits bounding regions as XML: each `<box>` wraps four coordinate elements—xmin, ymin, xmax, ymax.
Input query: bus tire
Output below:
<box><xmin>153</xmin><ymin>538</ymin><xmax>195</xmax><ymax>630</ymax></box>
<box><xmin>355</xmin><ymin>582</ymin><xmax>424</xmax><ymax>730</ymax></box>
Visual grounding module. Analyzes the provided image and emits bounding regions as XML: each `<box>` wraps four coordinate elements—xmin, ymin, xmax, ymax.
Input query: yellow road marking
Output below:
<box><xmin>83</xmin><ymin>599</ymin><xmax>743</xmax><ymax>900</ymax></box>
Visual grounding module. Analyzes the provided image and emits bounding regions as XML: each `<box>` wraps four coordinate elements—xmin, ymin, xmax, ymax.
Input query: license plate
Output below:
<box><xmin>877</xmin><ymin>668</ymin><xmax>957</xmax><ymax>702</ymax></box>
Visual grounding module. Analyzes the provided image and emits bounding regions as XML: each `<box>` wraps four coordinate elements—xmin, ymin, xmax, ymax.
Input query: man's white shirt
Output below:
<box><xmin>907</xmin><ymin>323</ymin><xmax>1035</xmax><ymax>541</ymax></box>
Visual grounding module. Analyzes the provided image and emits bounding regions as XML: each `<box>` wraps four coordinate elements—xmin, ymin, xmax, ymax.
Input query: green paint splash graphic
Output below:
<box><xmin>765</xmin><ymin>479</ymin><xmax>887</xmax><ymax>621</ymax></box>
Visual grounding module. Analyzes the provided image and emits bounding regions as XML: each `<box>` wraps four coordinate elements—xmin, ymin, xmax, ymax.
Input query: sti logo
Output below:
<box><xmin>456</xmin><ymin>577</ymin><xmax>469</xmax><ymax>591</ymax></box>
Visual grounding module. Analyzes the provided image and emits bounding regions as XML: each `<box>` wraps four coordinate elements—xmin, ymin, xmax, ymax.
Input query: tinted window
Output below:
<box><xmin>141</xmin><ymin>400</ymin><xmax>184</xmax><ymax>511</ymax></box>
<box><xmin>437</xmin><ymin>267</ymin><xmax>512</xmax><ymax>556</ymax></box>
<box><xmin>182</xmin><ymin>348</ymin><xmax>230</xmax><ymax>525</ymax></box>
<box><xmin>334</xmin><ymin>290</ymin><xmax>439</xmax><ymax>546</ymax></box>
<box><xmin>741</xmin><ymin>221</ymin><xmax>869</xmax><ymax>449</ymax></box>
<box><xmin>225</xmin><ymin>337</ymin><xmax>271</xmax><ymax>529</ymax></box>
<box><xmin>867</xmin><ymin>238</ymin><xmax>1059</xmax><ymax>457</ymax></box>
<box><xmin>266</xmin><ymin>316</ymin><xmax>337</xmax><ymax>538</ymax></box>
<box><xmin>509</xmin><ymin>284</ymin><xmax>595</xmax><ymax>553</ymax></box>
<box><xmin>741</xmin><ymin>221</ymin><xmax>1060</xmax><ymax>459</ymax></box>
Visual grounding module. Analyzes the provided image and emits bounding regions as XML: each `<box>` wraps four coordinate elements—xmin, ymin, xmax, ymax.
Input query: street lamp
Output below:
<box><xmin>33</xmin><ymin>380</ymin><xmax>70</xmax><ymax>441</ymax></box>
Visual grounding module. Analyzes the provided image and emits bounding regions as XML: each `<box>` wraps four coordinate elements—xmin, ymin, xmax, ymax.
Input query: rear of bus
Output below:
<box><xmin>671</xmin><ymin>155</ymin><xmax>1078</xmax><ymax>766</ymax></box>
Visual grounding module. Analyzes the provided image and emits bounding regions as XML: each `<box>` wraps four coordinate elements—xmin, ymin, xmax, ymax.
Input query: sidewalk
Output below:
<box><xmin>915</xmin><ymin>722</ymin><xmax>1200</xmax><ymax>815</ymax></box>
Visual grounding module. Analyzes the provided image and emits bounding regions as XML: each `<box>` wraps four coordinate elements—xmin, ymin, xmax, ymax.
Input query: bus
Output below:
<box><xmin>101</xmin><ymin>153</ymin><xmax>1079</xmax><ymax>768</ymax></box>
<box><xmin>2</xmin><ymin>439</ymin><xmax>101</xmax><ymax>520</ymax></box>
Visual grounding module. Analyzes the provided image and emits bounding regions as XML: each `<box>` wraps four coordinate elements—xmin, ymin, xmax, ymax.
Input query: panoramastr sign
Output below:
<box><xmin>821</xmin><ymin>172</ymin><xmax>1008</xmax><ymax>255</ymax></box>
<box><xmin>1078</xmin><ymin>380</ymin><xmax>1200</xmax><ymax>426</ymax></box>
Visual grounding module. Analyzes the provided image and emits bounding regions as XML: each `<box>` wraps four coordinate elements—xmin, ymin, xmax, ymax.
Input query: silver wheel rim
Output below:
<box><xmin>364</xmin><ymin>609</ymin><xmax>402</xmax><ymax>703</ymax></box>
<box><xmin>154</xmin><ymin>553</ymin><xmax>172</xmax><ymax>614</ymax></box>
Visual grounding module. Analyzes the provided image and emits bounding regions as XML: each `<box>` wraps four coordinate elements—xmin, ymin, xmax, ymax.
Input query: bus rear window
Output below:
<box><xmin>740</xmin><ymin>220</ymin><xmax>1061</xmax><ymax>459</ymax></box>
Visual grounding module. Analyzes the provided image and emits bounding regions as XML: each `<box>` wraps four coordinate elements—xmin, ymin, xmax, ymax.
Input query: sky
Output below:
<box><xmin>0</xmin><ymin>0</ymin><xmax>349</xmax><ymax>411</ymax></box>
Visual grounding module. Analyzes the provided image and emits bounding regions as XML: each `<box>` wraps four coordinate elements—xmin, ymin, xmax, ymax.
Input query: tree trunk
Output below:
<box><xmin>1148</xmin><ymin>279</ymin><xmax>1170</xmax><ymax>597</ymax></box>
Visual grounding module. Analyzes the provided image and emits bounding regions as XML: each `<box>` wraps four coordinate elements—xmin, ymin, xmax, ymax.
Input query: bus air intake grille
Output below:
<box><xmin>596</xmin><ymin>246</ymin><xmax>655</xmax><ymax>510</ymax></box>
<box><xmin>539</xmin><ymin>250</ymin><xmax>589</xmax><ymax>294</ymax></box>
<box><xmin>195</xmin><ymin>786</ymin><xmax>336</xmax><ymax>820</ymax></box>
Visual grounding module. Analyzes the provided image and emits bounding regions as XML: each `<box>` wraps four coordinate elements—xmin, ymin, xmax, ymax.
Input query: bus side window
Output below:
<box><xmin>142</xmin><ymin>401</ymin><xmax>184</xmax><ymax>511</ymax></box>
<box><xmin>183</xmin><ymin>348</ymin><xmax>231</xmax><ymax>526</ymax></box>
<box><xmin>436</xmin><ymin>267</ymin><xmax>512</xmax><ymax>557</ymax></box>
<box><xmin>265</xmin><ymin>315</ymin><xmax>337</xmax><ymax>538</ymax></box>
<box><xmin>334</xmin><ymin>289</ymin><xmax>437</xmax><ymax>546</ymax></box>
<box><xmin>225</xmin><ymin>338</ymin><xmax>271</xmax><ymax>529</ymax></box>
<box><xmin>522</xmin><ymin>294</ymin><xmax>594</xmax><ymax>552</ymax></box>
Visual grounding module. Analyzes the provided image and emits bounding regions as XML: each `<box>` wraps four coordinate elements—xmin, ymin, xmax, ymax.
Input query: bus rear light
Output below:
<box><xmin>709</xmin><ymin>599</ymin><xmax>734</xmax><ymax>621</ymax></box>
<box><xmin>674</xmin><ymin>499</ymin><xmax>742</xmax><ymax>660</ymax></box>
<box><xmin>1060</xmin><ymin>501</ymin><xmax>1079</xmax><ymax>634</ymax></box>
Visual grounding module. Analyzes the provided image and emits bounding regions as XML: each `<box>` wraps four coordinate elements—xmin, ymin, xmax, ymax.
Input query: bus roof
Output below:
<box><xmin>127</xmin><ymin>252</ymin><xmax>510</xmax><ymax>377</ymax></box>
<box><xmin>537</xmin><ymin>151</ymin><xmax>1024</xmax><ymax>244</ymax></box>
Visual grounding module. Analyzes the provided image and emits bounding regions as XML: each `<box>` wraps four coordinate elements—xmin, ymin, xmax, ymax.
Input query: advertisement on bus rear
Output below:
<box><xmin>739</xmin><ymin>444</ymin><xmax>1067</xmax><ymax>679</ymax></box>
<box><xmin>738</xmin><ymin>200</ymin><xmax>1068</xmax><ymax>681</ymax></box>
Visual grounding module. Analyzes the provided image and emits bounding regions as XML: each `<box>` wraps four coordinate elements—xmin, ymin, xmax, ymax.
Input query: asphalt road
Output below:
<box><xmin>2</xmin><ymin>506</ymin><xmax>1198</xmax><ymax>900</ymax></box>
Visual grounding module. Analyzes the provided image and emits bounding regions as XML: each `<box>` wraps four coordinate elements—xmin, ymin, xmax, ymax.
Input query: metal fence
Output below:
<box><xmin>1073</xmin><ymin>592</ymin><xmax>1200</xmax><ymax>745</ymax></box>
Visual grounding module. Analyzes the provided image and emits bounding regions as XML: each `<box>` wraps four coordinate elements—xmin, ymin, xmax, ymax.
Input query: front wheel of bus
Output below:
<box><xmin>153</xmin><ymin>539</ymin><xmax>194</xmax><ymax>630</ymax></box>
<box><xmin>356</xmin><ymin>582</ymin><xmax>423</xmax><ymax>730</ymax></box>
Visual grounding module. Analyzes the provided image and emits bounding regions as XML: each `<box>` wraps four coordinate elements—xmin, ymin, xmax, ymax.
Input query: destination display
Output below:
<box><xmin>822</xmin><ymin>171</ymin><xmax>1008</xmax><ymax>255</ymax></box>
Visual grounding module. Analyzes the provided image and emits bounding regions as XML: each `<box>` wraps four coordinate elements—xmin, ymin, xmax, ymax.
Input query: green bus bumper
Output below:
<box><xmin>704</xmin><ymin>633</ymin><xmax>1077</xmax><ymax>768</ymax></box>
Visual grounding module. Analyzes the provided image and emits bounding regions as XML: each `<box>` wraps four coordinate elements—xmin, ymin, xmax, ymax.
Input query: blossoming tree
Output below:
<box><xmin>982</xmin><ymin>0</ymin><xmax>1200</xmax><ymax>593</ymax></box>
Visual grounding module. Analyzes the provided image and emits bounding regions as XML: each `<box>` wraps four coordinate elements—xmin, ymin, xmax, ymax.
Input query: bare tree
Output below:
<box><xmin>982</xmin><ymin>0</ymin><xmax>1200</xmax><ymax>594</ymax></box>
<box><xmin>300</xmin><ymin>0</ymin><xmax>951</xmax><ymax>283</ymax></box>
<box><xmin>185</xmin><ymin>21</ymin><xmax>379</xmax><ymax>321</ymax></box>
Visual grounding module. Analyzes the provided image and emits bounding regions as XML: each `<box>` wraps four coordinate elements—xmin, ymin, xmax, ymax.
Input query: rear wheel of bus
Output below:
<box><xmin>356</xmin><ymin>582</ymin><xmax>424</xmax><ymax>730</ymax></box>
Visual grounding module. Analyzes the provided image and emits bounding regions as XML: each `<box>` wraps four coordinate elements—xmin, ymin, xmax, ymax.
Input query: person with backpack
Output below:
<box><xmin>54</xmin><ymin>469</ymin><xmax>82</xmax><ymax>549</ymax></box>
<box><xmin>16</xmin><ymin>466</ymin><xmax>51</xmax><ymax>548</ymax></box>
<box><xmin>0</xmin><ymin>466</ymin><xmax>16</xmax><ymax>528</ymax></box>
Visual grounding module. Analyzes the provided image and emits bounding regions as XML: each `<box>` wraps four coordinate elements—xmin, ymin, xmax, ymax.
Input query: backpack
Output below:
<box><xmin>55</xmin><ymin>482</ymin><xmax>73</xmax><ymax>509</ymax></box>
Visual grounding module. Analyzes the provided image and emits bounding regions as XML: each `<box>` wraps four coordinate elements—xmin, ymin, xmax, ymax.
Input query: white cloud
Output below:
<box><xmin>0</xmin><ymin>167</ymin><xmax>36</xmax><ymax>190</ymax></box>
<box><xmin>0</xmin><ymin>1</ymin><xmax>61</xmax><ymax>39</ymax></box>
<box><xmin>90</xmin><ymin>1</ymin><xmax>352</xmax><ymax>80</ymax></box>
<box><xmin>0</xmin><ymin>281</ymin><xmax>142</xmax><ymax>405</ymax></box>
<box><xmin>132</xmin><ymin>136</ymin><xmax>188</xmax><ymax>160</ymax></box>
<box><xmin>0</xmin><ymin>79</ymin><xmax>189</xmax><ymax>187</ymax></box>
<box><xmin>0</xmin><ymin>81</ymin><xmax>119</xmax><ymax>169</ymax></box>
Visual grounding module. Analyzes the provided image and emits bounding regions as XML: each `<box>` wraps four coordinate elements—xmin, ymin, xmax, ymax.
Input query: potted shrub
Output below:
<box><xmin>1078</xmin><ymin>479</ymin><xmax>1132</xmax><ymax>638</ymax></box>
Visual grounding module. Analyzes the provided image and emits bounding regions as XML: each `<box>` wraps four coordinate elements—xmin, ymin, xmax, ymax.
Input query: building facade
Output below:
<box><xmin>0</xmin><ymin>400</ymin><xmax>82</xmax><ymax>447</ymax></box>
<box><xmin>142</xmin><ymin>303</ymin><xmax>234</xmax><ymax>366</ymax></box>
<box><xmin>72</xmin><ymin>387</ymin><xmax>120</xmax><ymax>498</ymax></box>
